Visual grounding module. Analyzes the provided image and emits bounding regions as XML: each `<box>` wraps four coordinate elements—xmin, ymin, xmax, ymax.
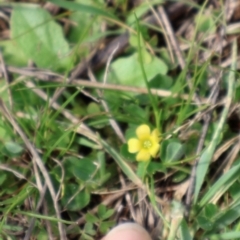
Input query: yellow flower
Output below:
<box><xmin>127</xmin><ymin>124</ymin><xmax>160</xmax><ymax>162</ymax></box>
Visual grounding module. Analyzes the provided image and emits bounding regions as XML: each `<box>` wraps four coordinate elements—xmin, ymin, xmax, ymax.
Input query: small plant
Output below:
<box><xmin>81</xmin><ymin>205</ymin><xmax>115</xmax><ymax>240</ymax></box>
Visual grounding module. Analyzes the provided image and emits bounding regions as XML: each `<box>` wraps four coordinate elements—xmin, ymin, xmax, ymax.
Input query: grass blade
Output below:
<box><xmin>199</xmin><ymin>162</ymin><xmax>240</xmax><ymax>207</ymax></box>
<box><xmin>49</xmin><ymin>0</ymin><xmax>119</xmax><ymax>20</ymax></box>
<box><xmin>194</xmin><ymin>39</ymin><xmax>237</xmax><ymax>203</ymax></box>
<box><xmin>208</xmin><ymin>231</ymin><xmax>240</xmax><ymax>240</ymax></box>
<box><xmin>100</xmin><ymin>138</ymin><xmax>143</xmax><ymax>187</ymax></box>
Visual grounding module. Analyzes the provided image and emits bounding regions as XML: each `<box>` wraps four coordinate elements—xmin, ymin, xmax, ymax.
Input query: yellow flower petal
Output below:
<box><xmin>149</xmin><ymin>143</ymin><xmax>160</xmax><ymax>157</ymax></box>
<box><xmin>136</xmin><ymin>149</ymin><xmax>151</xmax><ymax>161</ymax></box>
<box><xmin>136</xmin><ymin>124</ymin><xmax>151</xmax><ymax>140</ymax></box>
<box><xmin>151</xmin><ymin>129</ymin><xmax>161</xmax><ymax>142</ymax></box>
<box><xmin>128</xmin><ymin>138</ymin><xmax>141</xmax><ymax>153</ymax></box>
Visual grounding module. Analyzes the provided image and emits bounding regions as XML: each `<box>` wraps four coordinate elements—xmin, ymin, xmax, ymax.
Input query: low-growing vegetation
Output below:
<box><xmin>0</xmin><ymin>0</ymin><xmax>240</xmax><ymax>239</ymax></box>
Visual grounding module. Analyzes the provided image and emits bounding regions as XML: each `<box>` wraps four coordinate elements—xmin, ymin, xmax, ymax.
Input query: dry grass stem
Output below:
<box><xmin>157</xmin><ymin>6</ymin><xmax>183</xmax><ymax>68</ymax></box>
<box><xmin>0</xmin><ymin>64</ymin><xmax>208</xmax><ymax>103</ymax></box>
<box><xmin>24</xmin><ymin>80</ymin><xmax>100</xmax><ymax>145</ymax></box>
<box><xmin>148</xmin><ymin>1</ymin><xmax>174</xmax><ymax>63</ymax></box>
<box><xmin>118</xmin><ymin>169</ymin><xmax>137</xmax><ymax>221</ymax></box>
<box><xmin>24</xmin><ymin>184</ymin><xmax>48</xmax><ymax>240</ymax></box>
<box><xmin>88</xmin><ymin>43</ymin><xmax>126</xmax><ymax>143</ymax></box>
<box><xmin>0</xmin><ymin>51</ymin><xmax>13</xmax><ymax>109</ymax></box>
<box><xmin>0</xmin><ymin>100</ymin><xmax>67</xmax><ymax>240</ymax></box>
<box><xmin>0</xmin><ymin>164</ymin><xmax>36</xmax><ymax>187</ymax></box>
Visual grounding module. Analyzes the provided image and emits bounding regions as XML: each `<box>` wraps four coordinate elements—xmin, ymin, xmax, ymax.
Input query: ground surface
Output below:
<box><xmin>0</xmin><ymin>1</ymin><xmax>240</xmax><ymax>239</ymax></box>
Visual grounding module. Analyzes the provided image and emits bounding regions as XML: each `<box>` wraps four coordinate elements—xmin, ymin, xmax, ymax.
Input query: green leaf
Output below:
<box><xmin>0</xmin><ymin>125</ymin><xmax>7</xmax><ymax>139</ymax></box>
<box><xmin>78</xmin><ymin>138</ymin><xmax>100</xmax><ymax>149</ymax></box>
<box><xmin>172</xmin><ymin>171</ymin><xmax>188</xmax><ymax>183</ymax></box>
<box><xmin>11</xmin><ymin>5</ymin><xmax>72</xmax><ymax>71</ymax></box>
<box><xmin>165</xmin><ymin>141</ymin><xmax>185</xmax><ymax>162</ymax></box>
<box><xmin>107</xmin><ymin>52</ymin><xmax>168</xmax><ymax>89</ymax></box>
<box><xmin>127</xmin><ymin>0</ymin><xmax>164</xmax><ymax>24</ymax></box>
<box><xmin>67</xmin><ymin>1</ymin><xmax>99</xmax><ymax>44</ymax></box>
<box><xmin>212</xmin><ymin>204</ymin><xmax>240</xmax><ymax>230</ymax></box>
<box><xmin>49</xmin><ymin>0</ymin><xmax>118</xmax><ymax>20</ymax></box>
<box><xmin>147</xmin><ymin>162</ymin><xmax>167</xmax><ymax>174</ymax></box>
<box><xmin>101</xmin><ymin>209</ymin><xmax>114</xmax><ymax>220</ymax></box>
<box><xmin>159</xmin><ymin>48</ymin><xmax>178</xmax><ymax>70</ymax></box>
<box><xmin>0</xmin><ymin>41</ymin><xmax>28</xmax><ymax>67</ymax></box>
<box><xmin>120</xmin><ymin>144</ymin><xmax>136</xmax><ymax>162</ymax></box>
<box><xmin>197</xmin><ymin>216</ymin><xmax>213</xmax><ymax>231</ymax></box>
<box><xmin>179</xmin><ymin>219</ymin><xmax>193</xmax><ymax>240</ymax></box>
<box><xmin>0</xmin><ymin>81</ymin><xmax>11</xmax><ymax>105</ymax></box>
<box><xmin>97</xmin><ymin>204</ymin><xmax>106</xmax><ymax>219</ymax></box>
<box><xmin>68</xmin><ymin>157</ymin><xmax>97</xmax><ymax>181</ymax></box>
<box><xmin>4</xmin><ymin>141</ymin><xmax>23</xmax><ymax>154</ymax></box>
<box><xmin>137</xmin><ymin>161</ymin><xmax>150</xmax><ymax>179</ymax></box>
<box><xmin>80</xmin><ymin>233</ymin><xmax>94</xmax><ymax>240</ymax></box>
<box><xmin>199</xmin><ymin>160</ymin><xmax>240</xmax><ymax>207</ymax></box>
<box><xmin>195</xmin><ymin>12</ymin><xmax>216</xmax><ymax>33</ymax></box>
<box><xmin>208</xmin><ymin>231</ymin><xmax>240</xmax><ymax>239</ymax></box>
<box><xmin>149</xmin><ymin>74</ymin><xmax>173</xmax><ymax>90</ymax></box>
<box><xmin>62</xmin><ymin>184</ymin><xmax>90</xmax><ymax>211</ymax></box>
<box><xmin>124</xmin><ymin>104</ymin><xmax>148</xmax><ymax>121</ymax></box>
<box><xmin>87</xmin><ymin>102</ymin><xmax>101</xmax><ymax>114</ymax></box>
<box><xmin>97</xmin><ymin>151</ymin><xmax>111</xmax><ymax>184</ymax></box>
<box><xmin>84</xmin><ymin>222</ymin><xmax>96</xmax><ymax>236</ymax></box>
<box><xmin>125</xmin><ymin>126</ymin><xmax>138</xmax><ymax>140</ymax></box>
<box><xmin>0</xmin><ymin>174</ymin><xmax>7</xmax><ymax>185</ymax></box>
<box><xmin>204</xmin><ymin>204</ymin><xmax>218</xmax><ymax>219</ymax></box>
<box><xmin>99</xmin><ymin>221</ymin><xmax>115</xmax><ymax>234</ymax></box>
<box><xmin>229</xmin><ymin>181</ymin><xmax>240</xmax><ymax>200</ymax></box>
<box><xmin>85</xmin><ymin>213</ymin><xmax>99</xmax><ymax>224</ymax></box>
<box><xmin>37</xmin><ymin>230</ymin><xmax>48</xmax><ymax>240</ymax></box>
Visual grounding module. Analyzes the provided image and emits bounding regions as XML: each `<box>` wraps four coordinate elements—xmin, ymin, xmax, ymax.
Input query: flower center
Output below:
<box><xmin>143</xmin><ymin>140</ymin><xmax>152</xmax><ymax>149</ymax></box>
